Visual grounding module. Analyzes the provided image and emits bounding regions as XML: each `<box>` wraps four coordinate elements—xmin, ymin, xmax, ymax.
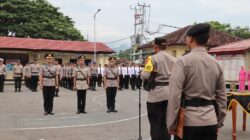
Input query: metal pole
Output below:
<box><xmin>93</xmin><ymin>9</ymin><xmax>101</xmax><ymax>63</ymax></box>
<box><xmin>138</xmin><ymin>85</ymin><xmax>142</xmax><ymax>140</ymax></box>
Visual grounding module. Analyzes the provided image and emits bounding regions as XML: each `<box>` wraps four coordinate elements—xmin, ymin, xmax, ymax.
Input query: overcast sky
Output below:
<box><xmin>47</xmin><ymin>0</ymin><xmax>250</xmax><ymax>50</ymax></box>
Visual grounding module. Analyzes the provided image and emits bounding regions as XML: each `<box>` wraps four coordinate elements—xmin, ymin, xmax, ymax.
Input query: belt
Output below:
<box><xmin>154</xmin><ymin>82</ymin><xmax>169</xmax><ymax>86</ymax></box>
<box><xmin>76</xmin><ymin>79</ymin><xmax>86</xmax><ymax>81</ymax></box>
<box><xmin>31</xmin><ymin>72</ymin><xmax>39</xmax><ymax>73</ymax></box>
<box><xmin>185</xmin><ymin>98</ymin><xmax>215</xmax><ymax>107</ymax></box>
<box><xmin>15</xmin><ymin>73</ymin><xmax>22</xmax><ymax>75</ymax></box>
<box><xmin>43</xmin><ymin>76</ymin><xmax>55</xmax><ymax>79</ymax></box>
<box><xmin>106</xmin><ymin>77</ymin><xmax>117</xmax><ymax>80</ymax></box>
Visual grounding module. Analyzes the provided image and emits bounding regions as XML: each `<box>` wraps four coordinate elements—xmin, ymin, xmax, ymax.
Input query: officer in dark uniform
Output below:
<box><xmin>0</xmin><ymin>58</ymin><xmax>6</xmax><ymax>92</ymax></box>
<box><xmin>40</xmin><ymin>54</ymin><xmax>59</xmax><ymax>115</ymax></box>
<box><xmin>103</xmin><ymin>57</ymin><xmax>119</xmax><ymax>113</ymax></box>
<box><xmin>141</xmin><ymin>37</ymin><xmax>176</xmax><ymax>140</ymax></box>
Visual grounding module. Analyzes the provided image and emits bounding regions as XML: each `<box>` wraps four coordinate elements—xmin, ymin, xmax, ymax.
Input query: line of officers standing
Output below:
<box><xmin>141</xmin><ymin>23</ymin><xmax>227</xmax><ymax>140</ymax></box>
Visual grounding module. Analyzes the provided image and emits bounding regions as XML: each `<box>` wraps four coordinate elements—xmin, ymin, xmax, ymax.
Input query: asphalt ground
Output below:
<box><xmin>0</xmin><ymin>85</ymin><xmax>249</xmax><ymax>140</ymax></box>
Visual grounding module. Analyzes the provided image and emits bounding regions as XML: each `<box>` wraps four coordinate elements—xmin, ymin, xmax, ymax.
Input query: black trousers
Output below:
<box><xmin>90</xmin><ymin>75</ymin><xmax>97</xmax><ymax>90</ymax></box>
<box><xmin>77</xmin><ymin>90</ymin><xmax>87</xmax><ymax>112</ymax></box>
<box><xmin>183</xmin><ymin>125</ymin><xmax>217</xmax><ymax>140</ymax></box>
<box><xmin>97</xmin><ymin>74</ymin><xmax>102</xmax><ymax>87</ymax></box>
<box><xmin>130</xmin><ymin>75</ymin><xmax>137</xmax><ymax>90</ymax></box>
<box><xmin>147</xmin><ymin>100</ymin><xmax>170</xmax><ymax>140</ymax></box>
<box><xmin>106</xmin><ymin>87</ymin><xmax>117</xmax><ymax>110</ymax></box>
<box><xmin>123</xmin><ymin>75</ymin><xmax>130</xmax><ymax>89</ymax></box>
<box><xmin>0</xmin><ymin>75</ymin><xmax>5</xmax><ymax>92</ymax></box>
<box><xmin>118</xmin><ymin>75</ymin><xmax>123</xmax><ymax>89</ymax></box>
<box><xmin>43</xmin><ymin>86</ymin><xmax>55</xmax><ymax>113</ymax></box>
<box><xmin>136</xmin><ymin>75</ymin><xmax>142</xmax><ymax>89</ymax></box>
<box><xmin>31</xmin><ymin>75</ymin><xmax>39</xmax><ymax>91</ymax></box>
<box><xmin>14</xmin><ymin>77</ymin><xmax>22</xmax><ymax>90</ymax></box>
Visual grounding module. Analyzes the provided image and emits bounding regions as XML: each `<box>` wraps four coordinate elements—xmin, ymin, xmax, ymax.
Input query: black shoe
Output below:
<box><xmin>44</xmin><ymin>112</ymin><xmax>48</xmax><ymax>115</ymax></box>
<box><xmin>76</xmin><ymin>111</ymin><xmax>81</xmax><ymax>114</ymax></box>
<box><xmin>81</xmin><ymin>111</ymin><xmax>87</xmax><ymax>114</ymax></box>
<box><xmin>15</xmin><ymin>90</ymin><xmax>17</xmax><ymax>92</ymax></box>
<box><xmin>18</xmin><ymin>90</ymin><xmax>21</xmax><ymax>92</ymax></box>
<box><xmin>49</xmin><ymin>113</ymin><xmax>55</xmax><ymax>115</ymax></box>
<box><xmin>107</xmin><ymin>109</ymin><xmax>111</xmax><ymax>113</ymax></box>
<box><xmin>111</xmin><ymin>109</ymin><xmax>118</xmax><ymax>113</ymax></box>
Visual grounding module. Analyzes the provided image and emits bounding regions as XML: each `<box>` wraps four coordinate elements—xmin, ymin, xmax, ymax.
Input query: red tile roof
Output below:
<box><xmin>0</xmin><ymin>37</ymin><xmax>115</xmax><ymax>53</ymax></box>
<box><xmin>138</xmin><ymin>26</ymin><xmax>242</xmax><ymax>50</ymax></box>
<box><xmin>209</xmin><ymin>39</ymin><xmax>250</xmax><ymax>53</ymax></box>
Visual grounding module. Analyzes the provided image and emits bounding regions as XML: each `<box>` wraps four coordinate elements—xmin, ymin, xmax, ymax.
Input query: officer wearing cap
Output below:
<box><xmin>167</xmin><ymin>23</ymin><xmax>227</xmax><ymax>140</ymax></box>
<box><xmin>0</xmin><ymin>58</ymin><xmax>6</xmax><ymax>92</ymax></box>
<box><xmin>54</xmin><ymin>60</ymin><xmax>61</xmax><ymax>97</ymax></box>
<box><xmin>90</xmin><ymin>62</ymin><xmax>98</xmax><ymax>91</ymax></box>
<box><xmin>23</xmin><ymin>62</ymin><xmax>31</xmax><ymax>89</ymax></box>
<box><xmin>30</xmin><ymin>59</ymin><xmax>40</xmax><ymax>92</ymax></box>
<box><xmin>103</xmin><ymin>57</ymin><xmax>119</xmax><ymax>113</ymax></box>
<box><xmin>13</xmin><ymin>60</ymin><xmax>23</xmax><ymax>92</ymax></box>
<box><xmin>141</xmin><ymin>37</ymin><xmax>176</xmax><ymax>140</ymax></box>
<box><xmin>73</xmin><ymin>56</ymin><xmax>90</xmax><ymax>114</ymax></box>
<box><xmin>39</xmin><ymin>53</ymin><xmax>59</xmax><ymax>115</ymax></box>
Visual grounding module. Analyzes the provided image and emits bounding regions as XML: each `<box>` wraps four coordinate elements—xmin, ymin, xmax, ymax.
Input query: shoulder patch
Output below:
<box><xmin>144</xmin><ymin>56</ymin><xmax>153</xmax><ymax>72</ymax></box>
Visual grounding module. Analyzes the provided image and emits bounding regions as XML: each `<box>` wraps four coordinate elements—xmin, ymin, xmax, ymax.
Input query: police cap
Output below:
<box><xmin>108</xmin><ymin>57</ymin><xmax>116</xmax><ymax>61</ymax></box>
<box><xmin>78</xmin><ymin>55</ymin><xmax>85</xmax><ymax>60</ymax></box>
<box><xmin>186</xmin><ymin>23</ymin><xmax>210</xmax><ymax>36</ymax></box>
<box><xmin>44</xmin><ymin>53</ymin><xmax>54</xmax><ymax>58</ymax></box>
<box><xmin>154</xmin><ymin>37</ymin><xmax>167</xmax><ymax>46</ymax></box>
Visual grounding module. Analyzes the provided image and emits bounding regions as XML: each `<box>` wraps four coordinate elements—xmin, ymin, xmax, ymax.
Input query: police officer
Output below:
<box><xmin>39</xmin><ymin>54</ymin><xmax>59</xmax><ymax>115</ymax></box>
<box><xmin>130</xmin><ymin>63</ymin><xmax>137</xmax><ymax>90</ymax></box>
<box><xmin>103</xmin><ymin>57</ymin><xmax>119</xmax><ymax>113</ymax></box>
<box><xmin>118</xmin><ymin>64</ymin><xmax>124</xmax><ymax>90</ymax></box>
<box><xmin>90</xmin><ymin>62</ymin><xmax>98</xmax><ymax>91</ymax></box>
<box><xmin>23</xmin><ymin>63</ymin><xmax>31</xmax><ymax>89</ymax></box>
<box><xmin>54</xmin><ymin>60</ymin><xmax>61</xmax><ymax>97</ymax></box>
<box><xmin>167</xmin><ymin>23</ymin><xmax>227</xmax><ymax>140</ymax></box>
<box><xmin>97</xmin><ymin>64</ymin><xmax>103</xmax><ymax>87</ymax></box>
<box><xmin>13</xmin><ymin>60</ymin><xmax>23</xmax><ymax>92</ymax></box>
<box><xmin>30</xmin><ymin>60</ymin><xmax>40</xmax><ymax>92</ymax></box>
<box><xmin>0</xmin><ymin>58</ymin><xmax>6</xmax><ymax>92</ymax></box>
<box><xmin>73</xmin><ymin>56</ymin><xmax>90</xmax><ymax>114</ymax></box>
<box><xmin>122</xmin><ymin>63</ymin><xmax>130</xmax><ymax>89</ymax></box>
<box><xmin>141</xmin><ymin>37</ymin><xmax>176</xmax><ymax>140</ymax></box>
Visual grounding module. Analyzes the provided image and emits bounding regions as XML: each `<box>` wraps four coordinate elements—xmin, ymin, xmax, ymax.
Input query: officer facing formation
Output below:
<box><xmin>103</xmin><ymin>57</ymin><xmax>119</xmax><ymax>113</ymax></box>
<box><xmin>167</xmin><ymin>23</ymin><xmax>227</xmax><ymax>140</ymax></box>
<box><xmin>13</xmin><ymin>60</ymin><xmax>23</xmax><ymax>92</ymax></box>
<box><xmin>39</xmin><ymin>54</ymin><xmax>59</xmax><ymax>115</ymax></box>
<box><xmin>0</xmin><ymin>58</ymin><xmax>6</xmax><ymax>92</ymax></box>
<box><xmin>73</xmin><ymin>56</ymin><xmax>90</xmax><ymax>114</ymax></box>
<box><xmin>141</xmin><ymin>37</ymin><xmax>176</xmax><ymax>140</ymax></box>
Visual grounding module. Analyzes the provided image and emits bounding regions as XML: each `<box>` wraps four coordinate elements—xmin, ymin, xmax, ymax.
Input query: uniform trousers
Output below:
<box><xmin>0</xmin><ymin>75</ymin><xmax>5</xmax><ymax>92</ymax></box>
<box><xmin>130</xmin><ymin>75</ymin><xmax>137</xmax><ymax>90</ymax></box>
<box><xmin>106</xmin><ymin>87</ymin><xmax>117</xmax><ymax>110</ymax></box>
<box><xmin>90</xmin><ymin>75</ymin><xmax>97</xmax><ymax>90</ymax></box>
<box><xmin>43</xmin><ymin>86</ymin><xmax>55</xmax><ymax>113</ymax></box>
<box><xmin>183</xmin><ymin>125</ymin><xmax>217</xmax><ymax>140</ymax></box>
<box><xmin>118</xmin><ymin>74</ymin><xmax>123</xmax><ymax>89</ymax></box>
<box><xmin>14</xmin><ymin>77</ymin><xmax>22</xmax><ymax>90</ymax></box>
<box><xmin>147</xmin><ymin>100</ymin><xmax>170</xmax><ymax>140</ymax></box>
<box><xmin>97</xmin><ymin>74</ymin><xmax>102</xmax><ymax>87</ymax></box>
<box><xmin>123</xmin><ymin>75</ymin><xmax>130</xmax><ymax>89</ymax></box>
<box><xmin>77</xmin><ymin>90</ymin><xmax>87</xmax><ymax>112</ymax></box>
<box><xmin>31</xmin><ymin>75</ymin><xmax>39</xmax><ymax>91</ymax></box>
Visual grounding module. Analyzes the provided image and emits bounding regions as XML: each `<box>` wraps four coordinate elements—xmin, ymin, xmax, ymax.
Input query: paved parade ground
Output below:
<box><xmin>0</xmin><ymin>85</ymin><xmax>250</xmax><ymax>140</ymax></box>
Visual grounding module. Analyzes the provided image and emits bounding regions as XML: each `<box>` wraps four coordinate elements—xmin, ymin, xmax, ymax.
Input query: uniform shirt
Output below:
<box><xmin>40</xmin><ymin>64</ymin><xmax>58</xmax><ymax>86</ymax></box>
<box><xmin>61</xmin><ymin>66</ymin><xmax>68</xmax><ymax>78</ymax></box>
<box><xmin>67</xmin><ymin>67</ymin><xmax>74</xmax><ymax>77</ymax></box>
<box><xmin>141</xmin><ymin>50</ymin><xmax>176</xmax><ymax>103</ymax></box>
<box><xmin>90</xmin><ymin>66</ymin><xmax>98</xmax><ymax>76</ymax></box>
<box><xmin>97</xmin><ymin>67</ymin><xmax>104</xmax><ymax>75</ymax></box>
<box><xmin>118</xmin><ymin>66</ymin><xmax>123</xmax><ymax>75</ymax></box>
<box><xmin>73</xmin><ymin>66</ymin><xmax>90</xmax><ymax>90</ymax></box>
<box><xmin>55</xmin><ymin>64</ymin><xmax>62</xmax><ymax>77</ymax></box>
<box><xmin>167</xmin><ymin>47</ymin><xmax>227</xmax><ymax>131</ymax></box>
<box><xmin>135</xmin><ymin>67</ymin><xmax>141</xmax><ymax>76</ymax></box>
<box><xmin>129</xmin><ymin>66</ymin><xmax>137</xmax><ymax>76</ymax></box>
<box><xmin>121</xmin><ymin>67</ymin><xmax>129</xmax><ymax>76</ymax></box>
<box><xmin>13</xmin><ymin>64</ymin><xmax>23</xmax><ymax>77</ymax></box>
<box><xmin>30</xmin><ymin>64</ymin><xmax>40</xmax><ymax>76</ymax></box>
<box><xmin>23</xmin><ymin>65</ymin><xmax>31</xmax><ymax>77</ymax></box>
<box><xmin>0</xmin><ymin>64</ymin><xmax>6</xmax><ymax>75</ymax></box>
<box><xmin>104</xmin><ymin>67</ymin><xmax>119</xmax><ymax>87</ymax></box>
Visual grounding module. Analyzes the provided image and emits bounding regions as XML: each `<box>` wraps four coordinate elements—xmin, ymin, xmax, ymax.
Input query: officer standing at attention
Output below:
<box><xmin>30</xmin><ymin>60</ymin><xmax>40</xmax><ymax>92</ymax></box>
<box><xmin>167</xmin><ymin>23</ymin><xmax>227</xmax><ymax>140</ymax></box>
<box><xmin>39</xmin><ymin>54</ymin><xmax>59</xmax><ymax>115</ymax></box>
<box><xmin>97</xmin><ymin>64</ymin><xmax>104</xmax><ymax>87</ymax></box>
<box><xmin>23</xmin><ymin>63</ymin><xmax>31</xmax><ymax>89</ymax></box>
<box><xmin>73</xmin><ymin>56</ymin><xmax>90</xmax><ymax>114</ymax></box>
<box><xmin>141</xmin><ymin>37</ymin><xmax>176</xmax><ymax>140</ymax></box>
<box><xmin>0</xmin><ymin>58</ymin><xmax>6</xmax><ymax>92</ymax></box>
<box><xmin>103</xmin><ymin>57</ymin><xmax>119</xmax><ymax>113</ymax></box>
<box><xmin>13</xmin><ymin>60</ymin><xmax>23</xmax><ymax>92</ymax></box>
<box><xmin>90</xmin><ymin>62</ymin><xmax>98</xmax><ymax>91</ymax></box>
<box><xmin>54</xmin><ymin>60</ymin><xmax>61</xmax><ymax>97</ymax></box>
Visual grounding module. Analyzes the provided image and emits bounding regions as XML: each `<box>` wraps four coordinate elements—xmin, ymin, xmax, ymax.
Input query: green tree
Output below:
<box><xmin>0</xmin><ymin>0</ymin><xmax>84</xmax><ymax>41</ymax></box>
<box><xmin>209</xmin><ymin>21</ymin><xmax>250</xmax><ymax>39</ymax></box>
